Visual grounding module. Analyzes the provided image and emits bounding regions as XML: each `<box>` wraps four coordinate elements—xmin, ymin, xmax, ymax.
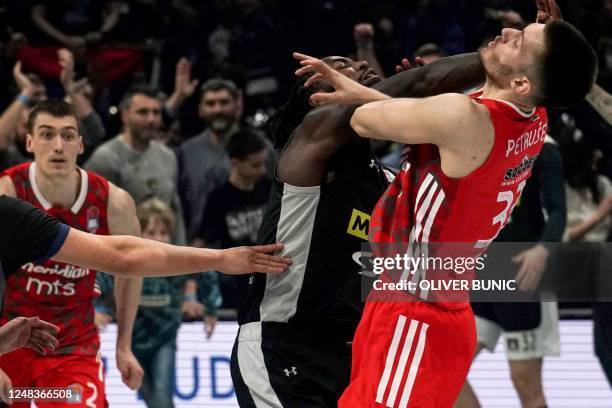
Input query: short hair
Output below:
<box><xmin>137</xmin><ymin>198</ymin><xmax>176</xmax><ymax>234</ymax></box>
<box><xmin>119</xmin><ymin>84</ymin><xmax>162</xmax><ymax>110</ymax></box>
<box><xmin>27</xmin><ymin>99</ymin><xmax>77</xmax><ymax>132</ymax></box>
<box><xmin>226</xmin><ymin>129</ymin><xmax>266</xmax><ymax>160</ymax></box>
<box><xmin>415</xmin><ymin>43</ymin><xmax>443</xmax><ymax>58</ymax></box>
<box><xmin>534</xmin><ymin>20</ymin><xmax>597</xmax><ymax>108</ymax></box>
<box><xmin>200</xmin><ymin>78</ymin><xmax>239</xmax><ymax>100</ymax></box>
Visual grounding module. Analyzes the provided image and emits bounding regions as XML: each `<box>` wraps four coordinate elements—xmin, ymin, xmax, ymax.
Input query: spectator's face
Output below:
<box><xmin>233</xmin><ymin>149</ymin><xmax>268</xmax><ymax>183</ymax></box>
<box><xmin>142</xmin><ymin>215</ymin><xmax>172</xmax><ymax>244</ymax></box>
<box><xmin>199</xmin><ymin>89</ymin><xmax>239</xmax><ymax>134</ymax></box>
<box><xmin>122</xmin><ymin>94</ymin><xmax>162</xmax><ymax>143</ymax></box>
<box><xmin>479</xmin><ymin>24</ymin><xmax>546</xmax><ymax>95</ymax></box>
<box><xmin>26</xmin><ymin>113</ymin><xmax>83</xmax><ymax>177</ymax></box>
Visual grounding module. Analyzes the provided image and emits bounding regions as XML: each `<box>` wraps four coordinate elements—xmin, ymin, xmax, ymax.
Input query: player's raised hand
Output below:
<box><xmin>174</xmin><ymin>57</ymin><xmax>199</xmax><ymax>100</ymax></box>
<box><xmin>0</xmin><ymin>316</ymin><xmax>59</xmax><ymax>355</ymax></box>
<box><xmin>293</xmin><ymin>52</ymin><xmax>371</xmax><ymax>106</ymax></box>
<box><xmin>12</xmin><ymin>61</ymin><xmax>34</xmax><ymax>93</ymax></box>
<box><xmin>535</xmin><ymin>0</ymin><xmax>562</xmax><ymax>23</ymax></box>
<box><xmin>116</xmin><ymin>348</ymin><xmax>144</xmax><ymax>390</ymax></box>
<box><xmin>217</xmin><ymin>243</ymin><xmax>292</xmax><ymax>275</ymax></box>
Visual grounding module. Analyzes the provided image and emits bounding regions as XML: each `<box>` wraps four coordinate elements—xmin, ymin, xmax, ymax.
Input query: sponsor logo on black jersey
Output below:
<box><xmin>347</xmin><ymin>209</ymin><xmax>370</xmax><ymax>240</ymax></box>
<box><xmin>504</xmin><ymin>155</ymin><xmax>538</xmax><ymax>182</ymax></box>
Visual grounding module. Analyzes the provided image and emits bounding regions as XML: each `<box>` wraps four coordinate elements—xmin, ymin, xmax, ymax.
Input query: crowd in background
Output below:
<box><xmin>0</xmin><ymin>0</ymin><xmax>612</xmax><ymax>353</ymax></box>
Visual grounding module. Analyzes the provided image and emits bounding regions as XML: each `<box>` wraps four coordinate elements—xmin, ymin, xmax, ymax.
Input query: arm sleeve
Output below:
<box><xmin>0</xmin><ymin>195</ymin><xmax>70</xmax><ymax>275</ymax></box>
<box><xmin>537</xmin><ymin>142</ymin><xmax>567</xmax><ymax>242</ymax></box>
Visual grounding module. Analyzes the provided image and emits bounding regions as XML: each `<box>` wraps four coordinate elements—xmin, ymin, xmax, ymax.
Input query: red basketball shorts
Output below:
<box><xmin>0</xmin><ymin>348</ymin><xmax>107</xmax><ymax>408</ymax></box>
<box><xmin>340</xmin><ymin>301</ymin><xmax>476</xmax><ymax>408</ymax></box>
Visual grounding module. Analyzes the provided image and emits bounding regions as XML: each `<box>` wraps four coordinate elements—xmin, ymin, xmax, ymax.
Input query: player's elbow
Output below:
<box><xmin>109</xmin><ymin>236</ymin><xmax>142</xmax><ymax>277</ymax></box>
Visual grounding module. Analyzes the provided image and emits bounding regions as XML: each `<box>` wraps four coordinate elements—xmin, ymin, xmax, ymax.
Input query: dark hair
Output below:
<box><xmin>27</xmin><ymin>99</ymin><xmax>77</xmax><ymax>132</ymax></box>
<box><xmin>561</xmin><ymin>136</ymin><xmax>601</xmax><ymax>203</ymax></box>
<box><xmin>265</xmin><ymin>74</ymin><xmax>316</xmax><ymax>148</ymax></box>
<box><xmin>200</xmin><ymin>78</ymin><xmax>239</xmax><ymax>100</ymax></box>
<box><xmin>227</xmin><ymin>129</ymin><xmax>266</xmax><ymax>160</ymax></box>
<box><xmin>415</xmin><ymin>42</ymin><xmax>443</xmax><ymax>58</ymax></box>
<box><xmin>119</xmin><ymin>84</ymin><xmax>161</xmax><ymax>110</ymax></box>
<box><xmin>534</xmin><ymin>21</ymin><xmax>597</xmax><ymax>108</ymax></box>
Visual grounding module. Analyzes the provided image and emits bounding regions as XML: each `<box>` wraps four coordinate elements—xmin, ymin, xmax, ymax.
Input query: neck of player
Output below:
<box><xmin>481</xmin><ymin>80</ymin><xmax>535</xmax><ymax>113</ymax></box>
<box><xmin>36</xmin><ymin>166</ymin><xmax>82</xmax><ymax>208</ymax></box>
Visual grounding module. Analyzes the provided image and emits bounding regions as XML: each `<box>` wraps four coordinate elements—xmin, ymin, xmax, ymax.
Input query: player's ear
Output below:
<box><xmin>78</xmin><ymin>134</ymin><xmax>84</xmax><ymax>154</ymax></box>
<box><xmin>25</xmin><ymin>133</ymin><xmax>34</xmax><ymax>153</ymax></box>
<box><xmin>510</xmin><ymin>75</ymin><xmax>531</xmax><ymax>96</ymax></box>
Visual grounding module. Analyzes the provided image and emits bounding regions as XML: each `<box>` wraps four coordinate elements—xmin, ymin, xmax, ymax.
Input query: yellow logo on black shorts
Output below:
<box><xmin>347</xmin><ymin>209</ymin><xmax>370</xmax><ymax>240</ymax></box>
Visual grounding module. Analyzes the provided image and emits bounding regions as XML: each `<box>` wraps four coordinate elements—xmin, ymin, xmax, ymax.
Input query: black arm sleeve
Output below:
<box><xmin>0</xmin><ymin>195</ymin><xmax>70</xmax><ymax>277</ymax></box>
<box><xmin>537</xmin><ymin>142</ymin><xmax>567</xmax><ymax>242</ymax></box>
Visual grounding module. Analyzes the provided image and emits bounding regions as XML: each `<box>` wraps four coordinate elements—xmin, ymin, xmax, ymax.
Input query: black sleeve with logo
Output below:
<box><xmin>0</xmin><ymin>195</ymin><xmax>69</xmax><ymax>278</ymax></box>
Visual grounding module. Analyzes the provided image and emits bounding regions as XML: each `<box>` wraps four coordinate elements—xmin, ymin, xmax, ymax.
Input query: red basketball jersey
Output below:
<box><xmin>369</xmin><ymin>94</ymin><xmax>548</xmax><ymax>309</ymax></box>
<box><xmin>1</xmin><ymin>162</ymin><xmax>110</xmax><ymax>355</ymax></box>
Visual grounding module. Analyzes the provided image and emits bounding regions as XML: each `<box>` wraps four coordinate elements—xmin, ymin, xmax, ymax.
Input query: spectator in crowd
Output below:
<box><xmin>58</xmin><ymin>48</ymin><xmax>106</xmax><ymax>164</ymax></box>
<box><xmin>195</xmin><ymin>130</ymin><xmax>270</xmax><ymax>310</ymax></box>
<box><xmin>85</xmin><ymin>84</ymin><xmax>187</xmax><ymax>244</ymax></box>
<box><xmin>94</xmin><ymin>198</ymin><xmax>221</xmax><ymax>408</ymax></box>
<box><xmin>0</xmin><ymin>55</ymin><xmax>107</xmax><ymax>171</ymax></box>
<box><xmin>558</xmin><ymin>135</ymin><xmax>612</xmax><ymax>386</ymax></box>
<box><xmin>0</xmin><ymin>62</ymin><xmax>45</xmax><ymax>171</ymax></box>
<box><xmin>177</xmin><ymin>78</ymin><xmax>275</xmax><ymax>242</ymax></box>
<box><xmin>29</xmin><ymin>0</ymin><xmax>123</xmax><ymax>48</ymax></box>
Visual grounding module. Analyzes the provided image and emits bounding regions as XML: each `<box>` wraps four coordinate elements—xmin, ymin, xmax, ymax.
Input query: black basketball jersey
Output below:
<box><xmin>238</xmin><ymin>140</ymin><xmax>393</xmax><ymax>342</ymax></box>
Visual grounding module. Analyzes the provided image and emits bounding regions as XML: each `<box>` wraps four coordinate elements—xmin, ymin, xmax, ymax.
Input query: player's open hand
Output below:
<box><xmin>512</xmin><ymin>244</ymin><xmax>549</xmax><ymax>292</ymax></box>
<box><xmin>0</xmin><ymin>316</ymin><xmax>59</xmax><ymax>355</ymax></box>
<box><xmin>217</xmin><ymin>243</ymin><xmax>292</xmax><ymax>275</ymax></box>
<box><xmin>293</xmin><ymin>52</ymin><xmax>370</xmax><ymax>106</ymax></box>
<box><xmin>535</xmin><ymin>0</ymin><xmax>562</xmax><ymax>23</ymax></box>
<box><xmin>116</xmin><ymin>348</ymin><xmax>144</xmax><ymax>390</ymax></box>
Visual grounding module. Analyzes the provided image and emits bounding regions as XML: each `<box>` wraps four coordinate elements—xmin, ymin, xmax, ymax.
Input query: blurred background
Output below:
<box><xmin>1</xmin><ymin>0</ymin><xmax>612</xmax><ymax>406</ymax></box>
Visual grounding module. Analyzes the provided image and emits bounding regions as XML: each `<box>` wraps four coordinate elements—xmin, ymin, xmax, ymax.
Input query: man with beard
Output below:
<box><xmin>177</xmin><ymin>79</ymin><xmax>275</xmax><ymax>242</ymax></box>
<box><xmin>85</xmin><ymin>85</ymin><xmax>186</xmax><ymax>244</ymax></box>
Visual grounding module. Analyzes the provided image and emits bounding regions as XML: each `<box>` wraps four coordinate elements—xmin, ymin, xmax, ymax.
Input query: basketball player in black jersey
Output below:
<box><xmin>230</xmin><ymin>54</ymin><xmax>487</xmax><ymax>407</ymax></box>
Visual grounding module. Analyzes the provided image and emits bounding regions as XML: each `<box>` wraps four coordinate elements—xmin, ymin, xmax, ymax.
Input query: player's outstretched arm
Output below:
<box><xmin>350</xmin><ymin>93</ymin><xmax>480</xmax><ymax>144</ymax></box>
<box><xmin>107</xmin><ymin>184</ymin><xmax>144</xmax><ymax>390</ymax></box>
<box><xmin>52</xmin><ymin>228</ymin><xmax>291</xmax><ymax>278</ymax></box>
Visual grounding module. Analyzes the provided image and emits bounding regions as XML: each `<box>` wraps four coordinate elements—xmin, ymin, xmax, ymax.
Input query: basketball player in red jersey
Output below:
<box><xmin>295</xmin><ymin>1</ymin><xmax>597</xmax><ymax>406</ymax></box>
<box><xmin>0</xmin><ymin>100</ymin><xmax>144</xmax><ymax>407</ymax></box>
